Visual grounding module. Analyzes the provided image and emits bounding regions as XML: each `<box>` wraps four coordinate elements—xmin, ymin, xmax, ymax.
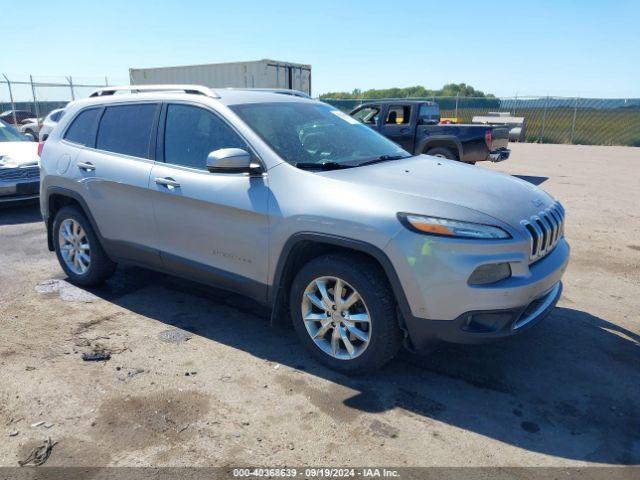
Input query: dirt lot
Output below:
<box><xmin>0</xmin><ymin>143</ymin><xmax>638</xmax><ymax>468</ymax></box>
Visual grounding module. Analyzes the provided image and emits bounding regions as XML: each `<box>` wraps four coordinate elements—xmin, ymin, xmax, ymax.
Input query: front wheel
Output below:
<box><xmin>53</xmin><ymin>206</ymin><xmax>116</xmax><ymax>286</ymax></box>
<box><xmin>290</xmin><ymin>254</ymin><xmax>402</xmax><ymax>374</ymax></box>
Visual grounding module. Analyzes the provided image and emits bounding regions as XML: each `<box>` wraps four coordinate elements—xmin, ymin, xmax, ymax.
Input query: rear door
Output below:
<box><xmin>149</xmin><ymin>102</ymin><xmax>270</xmax><ymax>300</ymax></box>
<box><xmin>379</xmin><ymin>104</ymin><xmax>415</xmax><ymax>152</ymax></box>
<box><xmin>65</xmin><ymin>102</ymin><xmax>161</xmax><ymax>266</ymax></box>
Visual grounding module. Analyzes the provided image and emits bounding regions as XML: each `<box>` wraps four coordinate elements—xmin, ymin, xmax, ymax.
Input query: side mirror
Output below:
<box><xmin>206</xmin><ymin>148</ymin><xmax>262</xmax><ymax>175</ymax></box>
<box><xmin>24</xmin><ymin>133</ymin><xmax>35</xmax><ymax>141</ymax></box>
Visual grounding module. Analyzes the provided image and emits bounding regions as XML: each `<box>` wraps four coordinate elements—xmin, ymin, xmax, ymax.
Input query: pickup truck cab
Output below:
<box><xmin>350</xmin><ymin>100</ymin><xmax>510</xmax><ymax>164</ymax></box>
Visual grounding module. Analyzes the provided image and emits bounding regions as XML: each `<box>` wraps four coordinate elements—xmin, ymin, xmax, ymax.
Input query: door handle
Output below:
<box><xmin>77</xmin><ymin>162</ymin><xmax>96</xmax><ymax>172</ymax></box>
<box><xmin>155</xmin><ymin>177</ymin><xmax>181</xmax><ymax>188</ymax></box>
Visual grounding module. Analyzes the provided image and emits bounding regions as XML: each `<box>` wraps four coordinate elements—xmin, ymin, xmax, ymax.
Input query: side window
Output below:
<box><xmin>163</xmin><ymin>104</ymin><xmax>246</xmax><ymax>170</ymax></box>
<box><xmin>96</xmin><ymin>104</ymin><xmax>157</xmax><ymax>158</ymax></box>
<box><xmin>418</xmin><ymin>104</ymin><xmax>440</xmax><ymax>125</ymax></box>
<box><xmin>64</xmin><ymin>108</ymin><xmax>101</xmax><ymax>146</ymax></box>
<box><xmin>385</xmin><ymin>105</ymin><xmax>411</xmax><ymax>125</ymax></box>
<box><xmin>352</xmin><ymin>106</ymin><xmax>380</xmax><ymax>125</ymax></box>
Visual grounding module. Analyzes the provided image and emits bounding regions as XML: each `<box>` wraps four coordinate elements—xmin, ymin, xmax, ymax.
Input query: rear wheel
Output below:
<box><xmin>290</xmin><ymin>254</ymin><xmax>402</xmax><ymax>374</ymax></box>
<box><xmin>425</xmin><ymin>146</ymin><xmax>456</xmax><ymax>160</ymax></box>
<box><xmin>53</xmin><ymin>206</ymin><xmax>116</xmax><ymax>286</ymax></box>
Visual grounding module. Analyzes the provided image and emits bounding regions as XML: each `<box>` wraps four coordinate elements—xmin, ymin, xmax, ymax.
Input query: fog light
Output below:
<box><xmin>468</xmin><ymin>263</ymin><xmax>511</xmax><ymax>285</ymax></box>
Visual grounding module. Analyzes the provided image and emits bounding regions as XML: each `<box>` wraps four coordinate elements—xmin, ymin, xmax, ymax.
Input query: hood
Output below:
<box><xmin>0</xmin><ymin>141</ymin><xmax>39</xmax><ymax>168</ymax></box>
<box><xmin>318</xmin><ymin>155</ymin><xmax>556</xmax><ymax>227</ymax></box>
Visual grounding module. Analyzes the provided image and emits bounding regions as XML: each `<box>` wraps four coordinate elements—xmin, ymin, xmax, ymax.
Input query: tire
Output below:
<box><xmin>289</xmin><ymin>253</ymin><xmax>402</xmax><ymax>374</ymax></box>
<box><xmin>425</xmin><ymin>147</ymin><xmax>457</xmax><ymax>160</ymax></box>
<box><xmin>53</xmin><ymin>206</ymin><xmax>116</xmax><ymax>287</ymax></box>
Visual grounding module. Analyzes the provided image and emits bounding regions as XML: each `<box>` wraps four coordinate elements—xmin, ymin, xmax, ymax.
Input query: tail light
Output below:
<box><xmin>484</xmin><ymin>130</ymin><xmax>493</xmax><ymax>151</ymax></box>
<box><xmin>37</xmin><ymin>141</ymin><xmax>44</xmax><ymax>157</ymax></box>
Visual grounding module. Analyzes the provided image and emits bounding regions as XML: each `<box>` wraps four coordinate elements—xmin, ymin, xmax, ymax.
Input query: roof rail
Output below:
<box><xmin>89</xmin><ymin>84</ymin><xmax>220</xmax><ymax>98</ymax></box>
<box><xmin>227</xmin><ymin>88</ymin><xmax>312</xmax><ymax>99</ymax></box>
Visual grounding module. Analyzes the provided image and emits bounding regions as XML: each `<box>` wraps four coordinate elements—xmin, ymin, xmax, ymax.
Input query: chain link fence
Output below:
<box><xmin>323</xmin><ymin>96</ymin><xmax>640</xmax><ymax>147</ymax></box>
<box><xmin>0</xmin><ymin>74</ymin><xmax>128</xmax><ymax>127</ymax></box>
<box><xmin>2</xmin><ymin>75</ymin><xmax>638</xmax><ymax>147</ymax></box>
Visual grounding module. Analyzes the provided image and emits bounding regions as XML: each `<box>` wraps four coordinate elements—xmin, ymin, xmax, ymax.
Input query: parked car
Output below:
<box><xmin>0</xmin><ymin>120</ymin><xmax>40</xmax><ymax>202</ymax></box>
<box><xmin>0</xmin><ymin>110</ymin><xmax>36</xmax><ymax>127</ymax></box>
<box><xmin>40</xmin><ymin>85</ymin><xmax>569</xmax><ymax>373</ymax></box>
<box><xmin>19</xmin><ymin>119</ymin><xmax>40</xmax><ymax>141</ymax></box>
<box><xmin>350</xmin><ymin>101</ymin><xmax>511</xmax><ymax>163</ymax></box>
<box><xmin>38</xmin><ymin>108</ymin><xmax>65</xmax><ymax>141</ymax></box>
<box><xmin>18</xmin><ymin>109</ymin><xmax>66</xmax><ymax>142</ymax></box>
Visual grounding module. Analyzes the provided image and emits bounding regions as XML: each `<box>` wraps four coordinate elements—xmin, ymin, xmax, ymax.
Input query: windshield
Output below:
<box><xmin>230</xmin><ymin>102</ymin><xmax>410</xmax><ymax>167</ymax></box>
<box><xmin>0</xmin><ymin>121</ymin><xmax>27</xmax><ymax>142</ymax></box>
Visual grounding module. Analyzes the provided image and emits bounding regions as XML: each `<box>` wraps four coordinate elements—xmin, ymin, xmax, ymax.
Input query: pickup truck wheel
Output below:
<box><xmin>426</xmin><ymin>147</ymin><xmax>456</xmax><ymax>160</ymax></box>
<box><xmin>53</xmin><ymin>206</ymin><xmax>116</xmax><ymax>287</ymax></box>
<box><xmin>290</xmin><ymin>254</ymin><xmax>402</xmax><ymax>374</ymax></box>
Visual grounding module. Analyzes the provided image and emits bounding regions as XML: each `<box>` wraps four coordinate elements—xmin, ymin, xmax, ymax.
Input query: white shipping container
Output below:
<box><xmin>129</xmin><ymin>59</ymin><xmax>312</xmax><ymax>96</ymax></box>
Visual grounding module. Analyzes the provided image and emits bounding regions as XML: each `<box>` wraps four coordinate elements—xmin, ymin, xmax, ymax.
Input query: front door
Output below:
<box><xmin>350</xmin><ymin>105</ymin><xmax>382</xmax><ymax>132</ymax></box>
<box><xmin>150</xmin><ymin>102</ymin><xmax>270</xmax><ymax>301</ymax></box>
<box><xmin>379</xmin><ymin>104</ymin><xmax>414</xmax><ymax>152</ymax></box>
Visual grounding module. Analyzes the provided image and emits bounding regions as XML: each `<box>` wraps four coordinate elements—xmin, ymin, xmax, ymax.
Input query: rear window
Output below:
<box><xmin>64</xmin><ymin>108</ymin><xmax>101</xmax><ymax>146</ymax></box>
<box><xmin>96</xmin><ymin>104</ymin><xmax>157</xmax><ymax>158</ymax></box>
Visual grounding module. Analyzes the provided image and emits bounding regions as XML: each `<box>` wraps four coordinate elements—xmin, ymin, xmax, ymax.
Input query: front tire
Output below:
<box><xmin>290</xmin><ymin>254</ymin><xmax>402</xmax><ymax>374</ymax></box>
<box><xmin>53</xmin><ymin>206</ymin><xmax>116</xmax><ymax>287</ymax></box>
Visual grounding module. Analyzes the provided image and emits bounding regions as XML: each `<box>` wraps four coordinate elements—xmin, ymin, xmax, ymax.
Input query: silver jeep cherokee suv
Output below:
<box><xmin>40</xmin><ymin>85</ymin><xmax>570</xmax><ymax>373</ymax></box>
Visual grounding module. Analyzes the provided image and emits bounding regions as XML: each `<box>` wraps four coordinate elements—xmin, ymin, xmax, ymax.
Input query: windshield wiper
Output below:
<box><xmin>356</xmin><ymin>154</ymin><xmax>411</xmax><ymax>167</ymax></box>
<box><xmin>294</xmin><ymin>161</ymin><xmax>354</xmax><ymax>171</ymax></box>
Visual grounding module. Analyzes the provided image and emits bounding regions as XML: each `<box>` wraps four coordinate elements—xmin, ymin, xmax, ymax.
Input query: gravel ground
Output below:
<box><xmin>0</xmin><ymin>143</ymin><xmax>638</xmax><ymax>468</ymax></box>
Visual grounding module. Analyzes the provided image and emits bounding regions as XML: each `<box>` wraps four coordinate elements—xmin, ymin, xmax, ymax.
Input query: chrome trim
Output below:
<box><xmin>513</xmin><ymin>283</ymin><xmax>561</xmax><ymax>330</ymax></box>
<box><xmin>521</xmin><ymin>202</ymin><xmax>565</xmax><ymax>262</ymax></box>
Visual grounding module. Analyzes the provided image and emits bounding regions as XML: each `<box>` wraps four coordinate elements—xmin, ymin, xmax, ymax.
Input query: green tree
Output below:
<box><xmin>319</xmin><ymin>83</ymin><xmax>494</xmax><ymax>99</ymax></box>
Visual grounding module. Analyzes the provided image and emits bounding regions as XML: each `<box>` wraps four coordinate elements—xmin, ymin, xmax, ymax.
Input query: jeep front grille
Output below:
<box><xmin>521</xmin><ymin>202</ymin><xmax>565</xmax><ymax>262</ymax></box>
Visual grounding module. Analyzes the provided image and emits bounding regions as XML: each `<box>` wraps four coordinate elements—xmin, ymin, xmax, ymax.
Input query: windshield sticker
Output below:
<box><xmin>330</xmin><ymin>109</ymin><xmax>360</xmax><ymax>125</ymax></box>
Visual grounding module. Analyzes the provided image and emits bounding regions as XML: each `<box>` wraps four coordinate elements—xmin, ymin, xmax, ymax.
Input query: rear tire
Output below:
<box><xmin>53</xmin><ymin>206</ymin><xmax>116</xmax><ymax>287</ymax></box>
<box><xmin>425</xmin><ymin>147</ymin><xmax>456</xmax><ymax>160</ymax></box>
<box><xmin>289</xmin><ymin>253</ymin><xmax>402</xmax><ymax>374</ymax></box>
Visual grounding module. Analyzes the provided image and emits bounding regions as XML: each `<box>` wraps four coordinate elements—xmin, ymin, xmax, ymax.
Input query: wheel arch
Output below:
<box><xmin>269</xmin><ymin>233</ymin><xmax>412</xmax><ymax>336</ymax></box>
<box><xmin>46</xmin><ymin>187</ymin><xmax>104</xmax><ymax>252</ymax></box>
<box><xmin>418</xmin><ymin>135</ymin><xmax>463</xmax><ymax>159</ymax></box>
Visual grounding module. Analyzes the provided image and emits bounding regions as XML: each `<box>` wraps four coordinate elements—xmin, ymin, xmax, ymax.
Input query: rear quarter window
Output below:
<box><xmin>96</xmin><ymin>104</ymin><xmax>158</xmax><ymax>158</ymax></box>
<box><xmin>64</xmin><ymin>108</ymin><xmax>101</xmax><ymax>146</ymax></box>
<box><xmin>50</xmin><ymin>110</ymin><xmax>64</xmax><ymax>122</ymax></box>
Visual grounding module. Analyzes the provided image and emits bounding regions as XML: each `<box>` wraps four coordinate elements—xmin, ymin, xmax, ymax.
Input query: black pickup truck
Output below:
<box><xmin>350</xmin><ymin>101</ymin><xmax>510</xmax><ymax>164</ymax></box>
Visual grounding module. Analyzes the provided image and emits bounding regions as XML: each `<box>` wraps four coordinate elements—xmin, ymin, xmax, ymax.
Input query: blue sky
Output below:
<box><xmin>3</xmin><ymin>0</ymin><xmax>638</xmax><ymax>98</ymax></box>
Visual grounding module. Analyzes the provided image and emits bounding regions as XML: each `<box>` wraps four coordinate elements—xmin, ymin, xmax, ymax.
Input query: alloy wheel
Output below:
<box><xmin>301</xmin><ymin>276</ymin><xmax>371</xmax><ymax>360</ymax></box>
<box><xmin>58</xmin><ymin>218</ymin><xmax>91</xmax><ymax>275</ymax></box>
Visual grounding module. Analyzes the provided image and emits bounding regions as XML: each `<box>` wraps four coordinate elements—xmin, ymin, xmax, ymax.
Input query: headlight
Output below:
<box><xmin>398</xmin><ymin>213</ymin><xmax>511</xmax><ymax>239</ymax></box>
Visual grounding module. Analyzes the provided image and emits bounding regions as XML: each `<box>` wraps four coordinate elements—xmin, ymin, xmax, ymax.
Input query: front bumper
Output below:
<box><xmin>0</xmin><ymin>179</ymin><xmax>40</xmax><ymax>202</ymax></box>
<box><xmin>488</xmin><ymin>148</ymin><xmax>510</xmax><ymax>162</ymax></box>
<box><xmin>403</xmin><ymin>282</ymin><xmax>562</xmax><ymax>350</ymax></box>
<box><xmin>385</xmin><ymin>228</ymin><xmax>570</xmax><ymax>351</ymax></box>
